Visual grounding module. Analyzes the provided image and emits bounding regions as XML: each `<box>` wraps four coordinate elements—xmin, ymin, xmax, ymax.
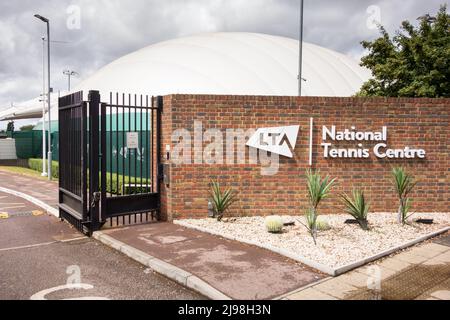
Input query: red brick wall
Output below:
<box><xmin>159</xmin><ymin>95</ymin><xmax>449</xmax><ymax>221</ymax></box>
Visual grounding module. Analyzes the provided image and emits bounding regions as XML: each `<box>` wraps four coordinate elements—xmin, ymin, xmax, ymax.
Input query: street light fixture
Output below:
<box><xmin>298</xmin><ymin>0</ymin><xmax>304</xmax><ymax>97</ymax></box>
<box><xmin>63</xmin><ymin>70</ymin><xmax>78</xmax><ymax>92</ymax></box>
<box><xmin>34</xmin><ymin>14</ymin><xmax>52</xmax><ymax>181</ymax></box>
<box><xmin>40</xmin><ymin>37</ymin><xmax>47</xmax><ymax>177</ymax></box>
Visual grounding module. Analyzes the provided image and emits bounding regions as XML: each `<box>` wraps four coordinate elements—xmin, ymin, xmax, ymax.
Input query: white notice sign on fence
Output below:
<box><xmin>126</xmin><ymin>132</ymin><xmax>139</xmax><ymax>149</ymax></box>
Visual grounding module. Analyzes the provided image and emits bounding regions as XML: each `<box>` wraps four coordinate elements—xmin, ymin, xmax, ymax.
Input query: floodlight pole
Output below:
<box><xmin>35</xmin><ymin>14</ymin><xmax>52</xmax><ymax>181</ymax></box>
<box><xmin>298</xmin><ymin>0</ymin><xmax>304</xmax><ymax>97</ymax></box>
<box><xmin>41</xmin><ymin>37</ymin><xmax>47</xmax><ymax>177</ymax></box>
<box><xmin>63</xmin><ymin>70</ymin><xmax>78</xmax><ymax>91</ymax></box>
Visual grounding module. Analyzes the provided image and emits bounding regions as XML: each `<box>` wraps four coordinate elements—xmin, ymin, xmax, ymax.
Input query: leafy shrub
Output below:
<box><xmin>340</xmin><ymin>189</ymin><xmax>370</xmax><ymax>230</ymax></box>
<box><xmin>392</xmin><ymin>167</ymin><xmax>417</xmax><ymax>224</ymax></box>
<box><xmin>265</xmin><ymin>216</ymin><xmax>284</xmax><ymax>233</ymax></box>
<box><xmin>209</xmin><ymin>180</ymin><xmax>237</xmax><ymax>222</ymax></box>
<box><xmin>28</xmin><ymin>158</ymin><xmax>59</xmax><ymax>179</ymax></box>
<box><xmin>105</xmin><ymin>175</ymin><xmax>150</xmax><ymax>195</ymax></box>
<box><xmin>28</xmin><ymin>158</ymin><xmax>150</xmax><ymax>195</ymax></box>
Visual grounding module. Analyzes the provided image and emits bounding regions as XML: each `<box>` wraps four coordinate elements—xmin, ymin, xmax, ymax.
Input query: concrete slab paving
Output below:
<box><xmin>376</xmin><ymin>257</ymin><xmax>412</xmax><ymax>272</ymax></box>
<box><xmin>430</xmin><ymin>290</ymin><xmax>450</xmax><ymax>300</ymax></box>
<box><xmin>356</xmin><ymin>265</ymin><xmax>397</xmax><ymax>281</ymax></box>
<box><xmin>394</xmin><ymin>251</ymin><xmax>430</xmax><ymax>264</ymax></box>
<box><xmin>287</xmin><ymin>287</ymin><xmax>338</xmax><ymax>300</ymax></box>
<box><xmin>336</xmin><ymin>271</ymin><xmax>370</xmax><ymax>288</ymax></box>
<box><xmin>423</xmin><ymin>251</ymin><xmax>450</xmax><ymax>266</ymax></box>
<box><xmin>313</xmin><ymin>278</ymin><xmax>359</xmax><ymax>299</ymax></box>
<box><xmin>411</xmin><ymin>243</ymin><xmax>449</xmax><ymax>258</ymax></box>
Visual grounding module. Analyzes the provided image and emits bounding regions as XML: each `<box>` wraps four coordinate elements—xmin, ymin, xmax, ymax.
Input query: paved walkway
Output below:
<box><xmin>0</xmin><ymin>170</ymin><xmax>58</xmax><ymax>209</ymax></box>
<box><xmin>0</xmin><ymin>169</ymin><xmax>325</xmax><ymax>300</ymax></box>
<box><xmin>283</xmin><ymin>233</ymin><xmax>450</xmax><ymax>300</ymax></box>
<box><xmin>99</xmin><ymin>223</ymin><xmax>325</xmax><ymax>299</ymax></box>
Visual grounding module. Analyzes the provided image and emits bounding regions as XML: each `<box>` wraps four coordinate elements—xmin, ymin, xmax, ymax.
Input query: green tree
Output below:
<box><xmin>6</xmin><ymin>121</ymin><xmax>14</xmax><ymax>132</ymax></box>
<box><xmin>357</xmin><ymin>5</ymin><xmax>449</xmax><ymax>98</ymax></box>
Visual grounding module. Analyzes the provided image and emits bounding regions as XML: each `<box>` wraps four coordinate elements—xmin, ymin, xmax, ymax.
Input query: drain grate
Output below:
<box><xmin>346</xmin><ymin>263</ymin><xmax>450</xmax><ymax>300</ymax></box>
<box><xmin>4</xmin><ymin>210</ymin><xmax>45</xmax><ymax>218</ymax></box>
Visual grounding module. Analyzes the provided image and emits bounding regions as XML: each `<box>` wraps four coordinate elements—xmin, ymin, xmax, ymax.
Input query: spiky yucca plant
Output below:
<box><xmin>302</xmin><ymin>169</ymin><xmax>336</xmax><ymax>244</ymax></box>
<box><xmin>391</xmin><ymin>167</ymin><xmax>417</xmax><ymax>224</ymax></box>
<box><xmin>340</xmin><ymin>189</ymin><xmax>370</xmax><ymax>230</ymax></box>
<box><xmin>209</xmin><ymin>180</ymin><xmax>237</xmax><ymax>222</ymax></box>
<box><xmin>304</xmin><ymin>208</ymin><xmax>318</xmax><ymax>245</ymax></box>
<box><xmin>306</xmin><ymin>169</ymin><xmax>336</xmax><ymax>211</ymax></box>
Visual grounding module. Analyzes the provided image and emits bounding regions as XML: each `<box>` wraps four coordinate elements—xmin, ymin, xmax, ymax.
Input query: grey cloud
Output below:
<box><xmin>0</xmin><ymin>0</ymin><xmax>446</xmax><ymax>111</ymax></box>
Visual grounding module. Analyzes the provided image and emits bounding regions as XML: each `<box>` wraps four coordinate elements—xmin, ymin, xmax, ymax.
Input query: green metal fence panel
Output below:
<box><xmin>14</xmin><ymin>131</ymin><xmax>43</xmax><ymax>159</ymax></box>
<box><xmin>52</xmin><ymin>132</ymin><xmax>59</xmax><ymax>161</ymax></box>
<box><xmin>106</xmin><ymin>130</ymin><xmax>152</xmax><ymax>179</ymax></box>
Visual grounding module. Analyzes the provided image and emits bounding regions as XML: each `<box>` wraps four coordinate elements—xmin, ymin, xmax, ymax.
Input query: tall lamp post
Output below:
<box><xmin>34</xmin><ymin>14</ymin><xmax>52</xmax><ymax>181</ymax></box>
<box><xmin>298</xmin><ymin>0</ymin><xmax>304</xmax><ymax>97</ymax></box>
<box><xmin>40</xmin><ymin>36</ymin><xmax>47</xmax><ymax>177</ymax></box>
<box><xmin>63</xmin><ymin>70</ymin><xmax>78</xmax><ymax>92</ymax></box>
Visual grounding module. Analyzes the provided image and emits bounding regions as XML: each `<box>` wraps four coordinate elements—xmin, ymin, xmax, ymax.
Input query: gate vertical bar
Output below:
<box><xmin>81</xmin><ymin>101</ymin><xmax>88</xmax><ymax>221</ymax></box>
<box><xmin>100</xmin><ymin>102</ymin><xmax>107</xmax><ymax>223</ymax></box>
<box><xmin>58</xmin><ymin>96</ymin><xmax>63</xmax><ymax>215</ymax></box>
<box><xmin>88</xmin><ymin>90</ymin><xmax>100</xmax><ymax>232</ymax></box>
<box><xmin>156</xmin><ymin>96</ymin><xmax>163</xmax><ymax>220</ymax></box>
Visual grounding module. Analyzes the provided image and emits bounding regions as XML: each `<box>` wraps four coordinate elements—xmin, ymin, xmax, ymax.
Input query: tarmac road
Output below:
<box><xmin>0</xmin><ymin>191</ymin><xmax>204</xmax><ymax>300</ymax></box>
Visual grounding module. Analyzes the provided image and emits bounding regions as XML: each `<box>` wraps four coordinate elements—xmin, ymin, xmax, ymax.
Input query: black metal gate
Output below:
<box><xmin>58</xmin><ymin>90</ymin><xmax>161</xmax><ymax>235</ymax></box>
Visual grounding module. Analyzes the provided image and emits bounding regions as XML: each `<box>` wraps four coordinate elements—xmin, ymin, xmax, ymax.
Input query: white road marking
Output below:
<box><xmin>30</xmin><ymin>284</ymin><xmax>109</xmax><ymax>300</ymax></box>
<box><xmin>60</xmin><ymin>237</ymin><xmax>88</xmax><ymax>243</ymax></box>
<box><xmin>0</xmin><ymin>241</ymin><xmax>57</xmax><ymax>252</ymax></box>
<box><xmin>0</xmin><ymin>205</ymin><xmax>26</xmax><ymax>210</ymax></box>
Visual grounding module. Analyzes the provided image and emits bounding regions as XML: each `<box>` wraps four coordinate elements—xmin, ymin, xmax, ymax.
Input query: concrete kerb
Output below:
<box><xmin>93</xmin><ymin>231</ymin><xmax>231</xmax><ymax>300</ymax></box>
<box><xmin>174</xmin><ymin>220</ymin><xmax>450</xmax><ymax>277</ymax></box>
<box><xmin>0</xmin><ymin>186</ymin><xmax>58</xmax><ymax>218</ymax></box>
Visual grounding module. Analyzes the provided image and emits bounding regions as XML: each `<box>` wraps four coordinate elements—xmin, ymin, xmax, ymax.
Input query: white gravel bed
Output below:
<box><xmin>176</xmin><ymin>213</ymin><xmax>450</xmax><ymax>269</ymax></box>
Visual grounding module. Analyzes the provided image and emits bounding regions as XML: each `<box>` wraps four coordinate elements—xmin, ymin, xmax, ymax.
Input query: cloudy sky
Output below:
<box><xmin>0</xmin><ymin>0</ymin><xmax>445</xmax><ymax>113</ymax></box>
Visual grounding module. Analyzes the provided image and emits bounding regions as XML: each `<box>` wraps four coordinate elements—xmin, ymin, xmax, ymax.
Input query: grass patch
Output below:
<box><xmin>0</xmin><ymin>166</ymin><xmax>50</xmax><ymax>181</ymax></box>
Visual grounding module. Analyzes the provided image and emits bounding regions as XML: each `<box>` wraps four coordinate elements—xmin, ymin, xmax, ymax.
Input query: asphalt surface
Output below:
<box><xmin>0</xmin><ymin>191</ymin><xmax>204</xmax><ymax>300</ymax></box>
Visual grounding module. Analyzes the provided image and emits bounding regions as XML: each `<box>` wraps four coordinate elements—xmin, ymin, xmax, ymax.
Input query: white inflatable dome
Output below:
<box><xmin>4</xmin><ymin>32</ymin><xmax>372</xmax><ymax>127</ymax></box>
<box><xmin>74</xmin><ymin>32</ymin><xmax>370</xmax><ymax>98</ymax></box>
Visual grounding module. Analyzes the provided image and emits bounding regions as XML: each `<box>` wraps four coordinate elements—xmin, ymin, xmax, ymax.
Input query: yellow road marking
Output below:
<box><xmin>32</xmin><ymin>210</ymin><xmax>45</xmax><ymax>216</ymax></box>
<box><xmin>0</xmin><ymin>212</ymin><xmax>9</xmax><ymax>219</ymax></box>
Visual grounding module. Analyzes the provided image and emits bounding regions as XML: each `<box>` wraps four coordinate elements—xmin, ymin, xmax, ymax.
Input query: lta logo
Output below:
<box><xmin>246</xmin><ymin>125</ymin><xmax>300</xmax><ymax>158</ymax></box>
